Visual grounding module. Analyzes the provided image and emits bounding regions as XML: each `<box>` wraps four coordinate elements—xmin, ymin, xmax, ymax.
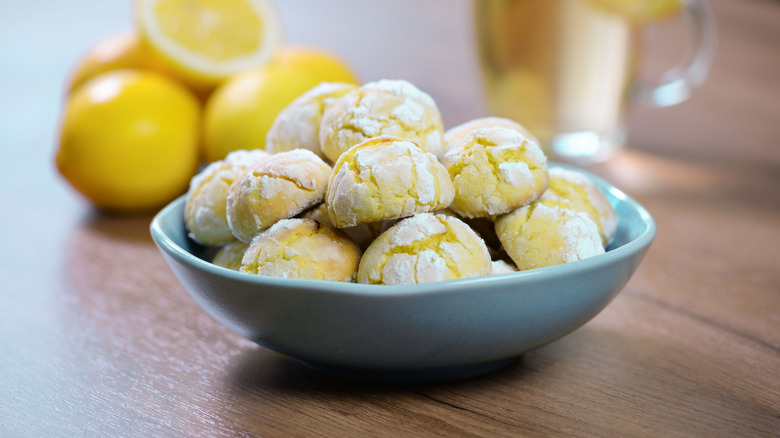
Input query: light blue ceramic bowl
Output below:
<box><xmin>151</xmin><ymin>165</ymin><xmax>655</xmax><ymax>382</ymax></box>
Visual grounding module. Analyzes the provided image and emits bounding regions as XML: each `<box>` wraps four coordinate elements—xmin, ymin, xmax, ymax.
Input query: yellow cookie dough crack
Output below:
<box><xmin>356</xmin><ymin>145</ymin><xmax>424</xmax><ymax>211</ymax></box>
<box><xmin>496</xmin><ymin>201</ymin><xmax>537</xmax><ymax>249</ymax></box>
<box><xmin>246</xmin><ymin>225</ymin><xmax>329</xmax><ymax>268</ymax></box>
<box><xmin>334</xmin><ymin>104</ymin><xmax>432</xmax><ymax>147</ymax></box>
<box><xmin>447</xmin><ymin>146</ymin><xmax>501</xmax><ymax>208</ymax></box>
<box><xmin>372</xmin><ymin>218</ymin><xmax>467</xmax><ymax>284</ymax></box>
<box><xmin>240</xmin><ymin>219</ymin><xmax>361</xmax><ymax>281</ymax></box>
<box><xmin>444</xmin><ymin>127</ymin><xmax>548</xmax><ymax>218</ymax></box>
<box><xmin>342</xmin><ymin>148</ymin><xmax>386</xmax><ymax>210</ymax></box>
<box><xmin>496</xmin><ymin>195</ymin><xmax>604</xmax><ymax>270</ymax></box>
<box><xmin>249</xmin><ymin>170</ymin><xmax>321</xmax><ymax>192</ymax></box>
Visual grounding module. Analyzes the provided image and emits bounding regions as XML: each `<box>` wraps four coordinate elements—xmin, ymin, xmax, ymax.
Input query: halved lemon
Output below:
<box><xmin>135</xmin><ymin>0</ymin><xmax>284</xmax><ymax>93</ymax></box>
<box><xmin>586</xmin><ymin>0</ymin><xmax>683</xmax><ymax>23</ymax></box>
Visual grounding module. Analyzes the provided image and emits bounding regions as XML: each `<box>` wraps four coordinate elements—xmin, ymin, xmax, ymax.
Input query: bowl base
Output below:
<box><xmin>295</xmin><ymin>357</ymin><xmax>518</xmax><ymax>383</ymax></box>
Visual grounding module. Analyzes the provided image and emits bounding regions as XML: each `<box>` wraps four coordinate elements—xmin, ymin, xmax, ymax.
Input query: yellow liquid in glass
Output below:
<box><xmin>474</xmin><ymin>0</ymin><xmax>640</xmax><ymax>162</ymax></box>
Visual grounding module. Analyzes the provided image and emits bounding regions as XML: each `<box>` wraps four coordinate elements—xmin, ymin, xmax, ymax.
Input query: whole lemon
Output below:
<box><xmin>57</xmin><ymin>70</ymin><xmax>200</xmax><ymax>213</ymax></box>
<box><xmin>202</xmin><ymin>46</ymin><xmax>359</xmax><ymax>162</ymax></box>
<box><xmin>67</xmin><ymin>31</ymin><xmax>166</xmax><ymax>94</ymax></box>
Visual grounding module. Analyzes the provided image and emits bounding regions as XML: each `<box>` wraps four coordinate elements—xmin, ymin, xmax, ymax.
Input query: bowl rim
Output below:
<box><xmin>150</xmin><ymin>163</ymin><xmax>656</xmax><ymax>298</ymax></box>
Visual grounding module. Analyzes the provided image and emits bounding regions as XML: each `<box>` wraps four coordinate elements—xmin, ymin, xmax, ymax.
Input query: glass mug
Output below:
<box><xmin>473</xmin><ymin>0</ymin><xmax>716</xmax><ymax>164</ymax></box>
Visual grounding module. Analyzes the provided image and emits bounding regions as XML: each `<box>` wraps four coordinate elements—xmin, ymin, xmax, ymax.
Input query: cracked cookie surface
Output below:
<box><xmin>358</xmin><ymin>213</ymin><xmax>491</xmax><ymax>285</ymax></box>
<box><xmin>495</xmin><ymin>195</ymin><xmax>603</xmax><ymax>270</ymax></box>
<box><xmin>266</xmin><ymin>81</ymin><xmax>357</xmax><ymax>159</ymax></box>
<box><xmin>185</xmin><ymin>149</ymin><xmax>270</xmax><ymax>246</ymax></box>
<box><xmin>442</xmin><ymin>127</ymin><xmax>548</xmax><ymax>218</ymax></box>
<box><xmin>546</xmin><ymin>167</ymin><xmax>617</xmax><ymax>247</ymax></box>
<box><xmin>443</xmin><ymin>116</ymin><xmax>537</xmax><ymax>155</ymax></box>
<box><xmin>241</xmin><ymin>218</ymin><xmax>361</xmax><ymax>281</ymax></box>
<box><xmin>319</xmin><ymin>79</ymin><xmax>444</xmax><ymax>162</ymax></box>
<box><xmin>226</xmin><ymin>149</ymin><xmax>332</xmax><ymax>243</ymax></box>
<box><xmin>325</xmin><ymin>136</ymin><xmax>454</xmax><ymax>228</ymax></box>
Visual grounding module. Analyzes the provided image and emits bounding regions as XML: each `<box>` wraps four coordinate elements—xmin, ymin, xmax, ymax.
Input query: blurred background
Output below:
<box><xmin>2</xmin><ymin>0</ymin><xmax>779</xmax><ymax>205</ymax></box>
<box><xmin>0</xmin><ymin>0</ymin><xmax>481</xmax><ymax>215</ymax></box>
<box><xmin>0</xmin><ymin>0</ymin><xmax>778</xmax><ymax>253</ymax></box>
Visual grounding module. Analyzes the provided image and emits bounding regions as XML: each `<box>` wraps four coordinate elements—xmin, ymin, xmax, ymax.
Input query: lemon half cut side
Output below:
<box><xmin>136</xmin><ymin>0</ymin><xmax>284</xmax><ymax>89</ymax></box>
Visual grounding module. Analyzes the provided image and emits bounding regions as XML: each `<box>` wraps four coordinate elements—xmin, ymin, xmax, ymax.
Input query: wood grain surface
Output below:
<box><xmin>1</xmin><ymin>0</ymin><xmax>778</xmax><ymax>436</ymax></box>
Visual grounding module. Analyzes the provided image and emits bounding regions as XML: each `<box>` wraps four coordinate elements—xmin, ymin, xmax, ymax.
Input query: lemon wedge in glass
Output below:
<box><xmin>586</xmin><ymin>0</ymin><xmax>683</xmax><ymax>23</ymax></box>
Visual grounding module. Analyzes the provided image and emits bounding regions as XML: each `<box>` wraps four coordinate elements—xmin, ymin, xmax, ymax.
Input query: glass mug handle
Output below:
<box><xmin>631</xmin><ymin>0</ymin><xmax>718</xmax><ymax>107</ymax></box>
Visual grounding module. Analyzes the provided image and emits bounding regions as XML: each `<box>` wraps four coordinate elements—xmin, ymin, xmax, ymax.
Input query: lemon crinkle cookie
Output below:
<box><xmin>226</xmin><ymin>149</ymin><xmax>332</xmax><ymax>243</ymax></box>
<box><xmin>241</xmin><ymin>218</ymin><xmax>361</xmax><ymax>282</ymax></box>
<box><xmin>325</xmin><ymin>136</ymin><xmax>455</xmax><ymax>228</ymax></box>
<box><xmin>495</xmin><ymin>196</ymin><xmax>604</xmax><ymax>271</ymax></box>
<box><xmin>319</xmin><ymin>79</ymin><xmax>445</xmax><ymax>162</ymax></box>
<box><xmin>441</xmin><ymin>127</ymin><xmax>548</xmax><ymax>218</ymax></box>
<box><xmin>358</xmin><ymin>213</ymin><xmax>492</xmax><ymax>285</ymax></box>
<box><xmin>546</xmin><ymin>167</ymin><xmax>617</xmax><ymax>247</ymax></box>
<box><xmin>301</xmin><ymin>203</ymin><xmax>385</xmax><ymax>251</ymax></box>
<box><xmin>184</xmin><ymin>149</ymin><xmax>270</xmax><ymax>246</ymax></box>
<box><xmin>212</xmin><ymin>240</ymin><xmax>250</xmax><ymax>271</ymax></box>
<box><xmin>266</xmin><ymin>82</ymin><xmax>357</xmax><ymax>159</ymax></box>
<box><xmin>443</xmin><ymin>117</ymin><xmax>537</xmax><ymax>154</ymax></box>
<box><xmin>491</xmin><ymin>259</ymin><xmax>518</xmax><ymax>275</ymax></box>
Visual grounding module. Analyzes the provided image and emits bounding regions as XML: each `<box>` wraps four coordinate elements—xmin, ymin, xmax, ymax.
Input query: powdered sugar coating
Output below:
<box><xmin>184</xmin><ymin>149</ymin><xmax>270</xmax><ymax>246</ymax></box>
<box><xmin>266</xmin><ymin>82</ymin><xmax>357</xmax><ymax>159</ymax></box>
<box><xmin>357</xmin><ymin>213</ymin><xmax>492</xmax><ymax>285</ymax></box>
<box><xmin>240</xmin><ymin>218</ymin><xmax>361</xmax><ymax>282</ymax></box>
<box><xmin>365</xmin><ymin>79</ymin><xmax>438</xmax><ymax>108</ymax></box>
<box><xmin>325</xmin><ymin>136</ymin><xmax>454</xmax><ymax>228</ymax></box>
<box><xmin>226</xmin><ymin>149</ymin><xmax>332</xmax><ymax>243</ymax></box>
<box><xmin>319</xmin><ymin>79</ymin><xmax>445</xmax><ymax>162</ymax></box>
<box><xmin>382</xmin><ymin>249</ymin><xmax>448</xmax><ymax>284</ymax></box>
<box><xmin>495</xmin><ymin>196</ymin><xmax>604</xmax><ymax>270</ymax></box>
<box><xmin>388</xmin><ymin>212</ymin><xmax>448</xmax><ymax>246</ymax></box>
<box><xmin>547</xmin><ymin>167</ymin><xmax>618</xmax><ymax>247</ymax></box>
<box><xmin>491</xmin><ymin>259</ymin><xmax>518</xmax><ymax>275</ymax></box>
<box><xmin>301</xmin><ymin>203</ymin><xmax>386</xmax><ymax>251</ymax></box>
<box><xmin>443</xmin><ymin>116</ymin><xmax>538</xmax><ymax>154</ymax></box>
<box><xmin>441</xmin><ymin>127</ymin><xmax>548</xmax><ymax>218</ymax></box>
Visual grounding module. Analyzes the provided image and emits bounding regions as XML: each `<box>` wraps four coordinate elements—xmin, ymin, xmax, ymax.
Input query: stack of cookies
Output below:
<box><xmin>183</xmin><ymin>79</ymin><xmax>616</xmax><ymax>285</ymax></box>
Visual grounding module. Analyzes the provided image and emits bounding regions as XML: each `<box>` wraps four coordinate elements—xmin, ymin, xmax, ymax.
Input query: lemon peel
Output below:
<box><xmin>202</xmin><ymin>46</ymin><xmax>359</xmax><ymax>162</ymax></box>
<box><xmin>56</xmin><ymin>70</ymin><xmax>200</xmax><ymax>213</ymax></box>
<box><xmin>585</xmin><ymin>0</ymin><xmax>683</xmax><ymax>23</ymax></box>
<box><xmin>67</xmin><ymin>31</ymin><xmax>169</xmax><ymax>94</ymax></box>
<box><xmin>135</xmin><ymin>0</ymin><xmax>284</xmax><ymax>91</ymax></box>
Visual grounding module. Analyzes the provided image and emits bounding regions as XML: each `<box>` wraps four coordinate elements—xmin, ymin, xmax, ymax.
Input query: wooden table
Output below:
<box><xmin>2</xmin><ymin>0</ymin><xmax>778</xmax><ymax>436</ymax></box>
